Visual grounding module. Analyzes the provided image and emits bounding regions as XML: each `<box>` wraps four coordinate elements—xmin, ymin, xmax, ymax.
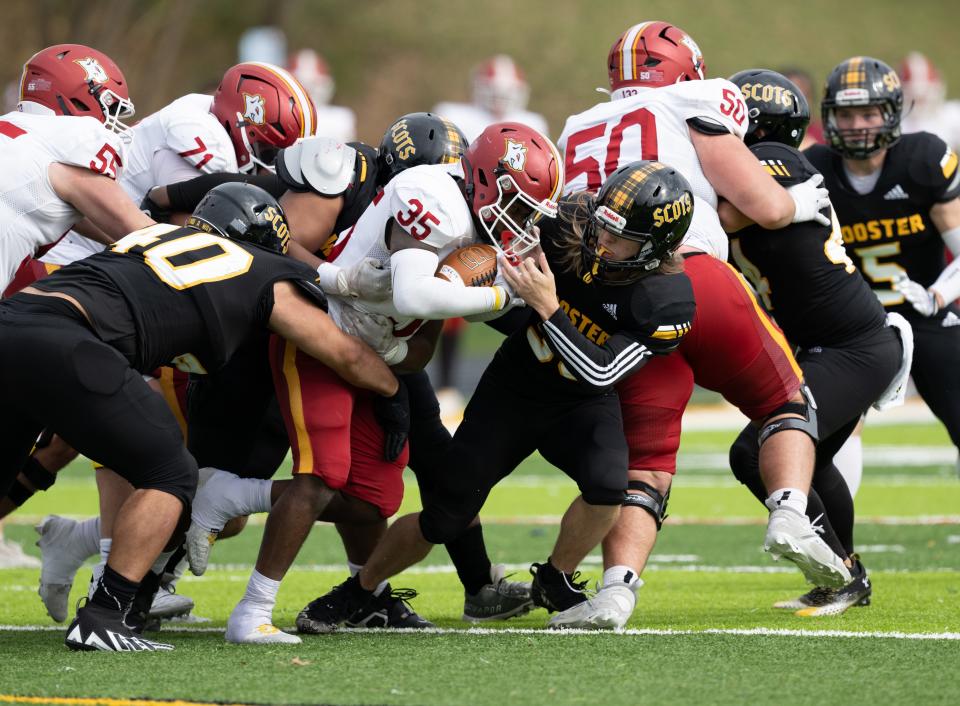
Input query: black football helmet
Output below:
<box><xmin>188</xmin><ymin>182</ymin><xmax>290</xmax><ymax>255</ymax></box>
<box><xmin>582</xmin><ymin>161</ymin><xmax>693</xmax><ymax>285</ymax></box>
<box><xmin>377</xmin><ymin>112</ymin><xmax>469</xmax><ymax>184</ymax></box>
<box><xmin>822</xmin><ymin>56</ymin><xmax>903</xmax><ymax>159</ymax></box>
<box><xmin>729</xmin><ymin>69</ymin><xmax>810</xmax><ymax>149</ymax></box>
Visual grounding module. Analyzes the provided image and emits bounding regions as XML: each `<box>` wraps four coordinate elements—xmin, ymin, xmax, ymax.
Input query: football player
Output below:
<box><xmin>899</xmin><ymin>52</ymin><xmax>960</xmax><ymax>151</ymax></box>
<box><xmin>0</xmin><ymin>182</ymin><xmax>405</xmax><ymax>651</ymax></box>
<box><xmin>549</xmin><ymin>22</ymin><xmax>845</xmax><ymax>630</ymax></box>
<box><xmin>806</xmin><ymin>57</ymin><xmax>960</xmax><ymax>484</ymax></box>
<box><xmin>225</xmin><ymin>121</ymin><xmax>562</xmax><ymax>644</ymax></box>
<box><xmin>22</xmin><ymin>60</ymin><xmax>315</xmax><ymax>625</ymax></box>
<box><xmin>287</xmin><ymin>49</ymin><xmax>355</xmax><ymax>141</ymax></box>
<box><xmin>434</xmin><ymin>55</ymin><xmax>549</xmax><ymax>141</ymax></box>
<box><xmin>722</xmin><ymin>69</ymin><xmax>908</xmax><ymax>616</ymax></box>
<box><xmin>291</xmin><ymin>160</ymin><xmax>695</xmax><ymax>630</ymax></box>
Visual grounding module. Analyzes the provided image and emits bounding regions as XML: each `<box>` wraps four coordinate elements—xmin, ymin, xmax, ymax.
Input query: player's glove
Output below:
<box><xmin>893</xmin><ymin>274</ymin><xmax>939</xmax><ymax>317</ymax></box>
<box><xmin>318</xmin><ymin>258</ymin><xmax>392</xmax><ymax>302</ymax></box>
<box><xmin>493</xmin><ymin>266</ymin><xmax>526</xmax><ymax>312</ymax></box>
<box><xmin>337</xmin><ymin>306</ymin><xmax>408</xmax><ymax>365</ymax></box>
<box><xmin>373</xmin><ymin>378</ymin><xmax>410</xmax><ymax>462</ymax></box>
<box><xmin>786</xmin><ymin>174</ymin><xmax>832</xmax><ymax>227</ymax></box>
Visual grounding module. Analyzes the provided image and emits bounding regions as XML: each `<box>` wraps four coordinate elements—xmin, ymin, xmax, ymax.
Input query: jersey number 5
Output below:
<box><xmin>564</xmin><ymin>108</ymin><xmax>658</xmax><ymax>192</ymax></box>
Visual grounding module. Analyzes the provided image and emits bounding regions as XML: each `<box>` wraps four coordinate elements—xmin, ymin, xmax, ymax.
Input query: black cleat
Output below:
<box><xmin>65</xmin><ymin>601</ymin><xmax>173</xmax><ymax>652</ymax></box>
<box><xmin>530</xmin><ymin>561</ymin><xmax>589</xmax><ymax>613</ymax></box>
<box><xmin>295</xmin><ymin>575</ymin><xmax>372</xmax><ymax>634</ymax></box>
<box><xmin>793</xmin><ymin>556</ymin><xmax>872</xmax><ymax>617</ymax></box>
<box><xmin>345</xmin><ymin>587</ymin><xmax>434</xmax><ymax>629</ymax></box>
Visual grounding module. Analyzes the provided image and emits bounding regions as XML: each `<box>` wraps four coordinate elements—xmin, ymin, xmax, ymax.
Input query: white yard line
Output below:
<box><xmin>2</xmin><ymin>624</ymin><xmax>957</xmax><ymax>641</ymax></box>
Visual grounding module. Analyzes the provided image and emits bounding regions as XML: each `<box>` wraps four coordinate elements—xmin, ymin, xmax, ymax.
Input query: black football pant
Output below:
<box><xmin>0</xmin><ymin>298</ymin><xmax>196</xmax><ymax>508</ymax></box>
<box><xmin>909</xmin><ymin>306</ymin><xmax>960</xmax><ymax>452</ymax></box>
<box><xmin>729</xmin><ymin>324</ymin><xmax>902</xmax><ymax>559</ymax></box>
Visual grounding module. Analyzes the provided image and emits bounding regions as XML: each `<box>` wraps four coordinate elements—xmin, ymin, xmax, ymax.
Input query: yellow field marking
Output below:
<box><xmin>0</xmin><ymin>696</ymin><xmax>251</xmax><ymax>706</ymax></box>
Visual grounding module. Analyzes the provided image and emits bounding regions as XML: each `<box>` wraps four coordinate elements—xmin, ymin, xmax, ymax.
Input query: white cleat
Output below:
<box><xmin>226</xmin><ymin>605</ymin><xmax>301</xmax><ymax>645</ymax></box>
<box><xmin>764</xmin><ymin>507</ymin><xmax>852</xmax><ymax>588</ymax></box>
<box><xmin>548</xmin><ymin>583</ymin><xmax>639</xmax><ymax>631</ymax></box>
<box><xmin>35</xmin><ymin>515</ymin><xmax>88</xmax><ymax>621</ymax></box>
<box><xmin>0</xmin><ymin>536</ymin><xmax>41</xmax><ymax>569</ymax></box>
<box><xmin>148</xmin><ymin>586</ymin><xmax>195</xmax><ymax>620</ymax></box>
<box><xmin>185</xmin><ymin>522</ymin><xmax>218</xmax><ymax>576</ymax></box>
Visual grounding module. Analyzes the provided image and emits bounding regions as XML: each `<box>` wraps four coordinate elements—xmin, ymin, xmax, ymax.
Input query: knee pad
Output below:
<box><xmin>758</xmin><ymin>385</ymin><xmax>819</xmax><ymax>447</ymax></box>
<box><xmin>419</xmin><ymin>503</ymin><xmax>476</xmax><ymax>545</ymax></box>
<box><xmin>134</xmin><ymin>448</ymin><xmax>199</xmax><ymax>510</ymax></box>
<box><xmin>729</xmin><ymin>427</ymin><xmax>760</xmax><ymax>485</ymax></box>
<box><xmin>623</xmin><ymin>480</ymin><xmax>670</xmax><ymax>530</ymax></box>
<box><xmin>6</xmin><ymin>457</ymin><xmax>57</xmax><ymax>507</ymax></box>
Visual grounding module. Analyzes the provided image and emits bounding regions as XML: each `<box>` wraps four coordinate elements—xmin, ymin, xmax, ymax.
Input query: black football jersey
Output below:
<box><xmin>805</xmin><ymin>132</ymin><xmax>960</xmax><ymax>316</ymax></box>
<box><xmin>731</xmin><ymin>143</ymin><xmax>887</xmax><ymax>348</ymax></box>
<box><xmin>498</xmin><ymin>204</ymin><xmax>696</xmax><ymax>399</ymax></box>
<box><xmin>32</xmin><ymin>224</ymin><xmax>326</xmax><ymax>374</ymax></box>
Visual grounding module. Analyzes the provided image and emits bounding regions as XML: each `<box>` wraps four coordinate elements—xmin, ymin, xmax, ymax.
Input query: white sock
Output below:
<box><xmin>89</xmin><ymin>537</ymin><xmax>112</xmax><ymax>596</ymax></box>
<box><xmin>346</xmin><ymin>561</ymin><xmax>387</xmax><ymax>596</ymax></box>
<box><xmin>833</xmin><ymin>434</ymin><xmax>863</xmax><ymax>497</ymax></box>
<box><xmin>151</xmin><ymin>549</ymin><xmax>175</xmax><ymax>576</ymax></box>
<box><xmin>193</xmin><ymin>468</ymin><xmax>273</xmax><ymax>531</ymax></box>
<box><xmin>764</xmin><ymin>488</ymin><xmax>807</xmax><ymax>515</ymax></box>
<box><xmin>237</xmin><ymin>569</ymin><xmax>280</xmax><ymax>620</ymax></box>
<box><xmin>77</xmin><ymin>517</ymin><xmax>101</xmax><ymax>559</ymax></box>
<box><xmin>99</xmin><ymin>537</ymin><xmax>112</xmax><ymax>564</ymax></box>
<box><xmin>602</xmin><ymin>565</ymin><xmax>643</xmax><ymax>591</ymax></box>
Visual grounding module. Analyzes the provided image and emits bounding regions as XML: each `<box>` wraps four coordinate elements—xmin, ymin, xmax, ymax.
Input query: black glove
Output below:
<box><xmin>140</xmin><ymin>189</ymin><xmax>171</xmax><ymax>222</ymax></box>
<box><xmin>373</xmin><ymin>379</ymin><xmax>410</xmax><ymax>462</ymax></box>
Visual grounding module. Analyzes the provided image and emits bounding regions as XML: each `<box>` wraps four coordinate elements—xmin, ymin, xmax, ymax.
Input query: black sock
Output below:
<box><xmin>805</xmin><ymin>489</ymin><xmax>847</xmax><ymax>560</ymax></box>
<box><xmin>92</xmin><ymin>565</ymin><xmax>139</xmax><ymax>613</ymax></box>
<box><xmin>812</xmin><ymin>463</ymin><xmax>856</xmax><ymax>555</ymax></box>
<box><xmin>446</xmin><ymin>524</ymin><xmax>493</xmax><ymax>595</ymax></box>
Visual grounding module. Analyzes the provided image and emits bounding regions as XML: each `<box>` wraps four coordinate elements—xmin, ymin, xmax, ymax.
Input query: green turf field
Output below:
<box><xmin>1</xmin><ymin>421</ymin><xmax>958</xmax><ymax>706</ymax></box>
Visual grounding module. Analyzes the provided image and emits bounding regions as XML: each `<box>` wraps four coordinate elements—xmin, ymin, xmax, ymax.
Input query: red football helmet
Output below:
<box><xmin>463</xmin><ymin>122</ymin><xmax>564</xmax><ymax>259</ymax></box>
<box><xmin>899</xmin><ymin>51</ymin><xmax>946</xmax><ymax>112</ymax></box>
<box><xmin>473</xmin><ymin>55</ymin><xmax>529</xmax><ymax>117</ymax></box>
<box><xmin>607</xmin><ymin>22</ymin><xmax>706</xmax><ymax>95</ymax></box>
<box><xmin>287</xmin><ymin>49</ymin><xmax>334</xmax><ymax>106</ymax></box>
<box><xmin>211</xmin><ymin>62</ymin><xmax>318</xmax><ymax>173</ymax></box>
<box><xmin>19</xmin><ymin>44</ymin><xmax>134</xmax><ymax>138</ymax></box>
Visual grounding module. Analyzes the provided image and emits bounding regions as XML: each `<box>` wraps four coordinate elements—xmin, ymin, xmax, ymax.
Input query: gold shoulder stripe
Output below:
<box><xmin>650</xmin><ymin>322</ymin><xmax>691</xmax><ymax>340</ymax></box>
<box><xmin>942</xmin><ymin>149</ymin><xmax>958</xmax><ymax>179</ymax></box>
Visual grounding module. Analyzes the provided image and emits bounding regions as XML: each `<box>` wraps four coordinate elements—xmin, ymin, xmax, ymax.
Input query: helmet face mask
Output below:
<box><xmin>463</xmin><ymin>122</ymin><xmax>563</xmax><ymax>260</ymax></box>
<box><xmin>580</xmin><ymin>161</ymin><xmax>693</xmax><ymax>285</ymax></box>
<box><xmin>822</xmin><ymin>56</ymin><xmax>903</xmax><ymax>159</ymax></box>
<box><xmin>730</xmin><ymin>69</ymin><xmax>810</xmax><ymax>149</ymax></box>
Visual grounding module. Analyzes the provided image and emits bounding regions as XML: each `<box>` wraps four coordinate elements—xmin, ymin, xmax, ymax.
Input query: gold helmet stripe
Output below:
<box><xmin>244</xmin><ymin>61</ymin><xmax>316</xmax><ymax>138</ymax></box>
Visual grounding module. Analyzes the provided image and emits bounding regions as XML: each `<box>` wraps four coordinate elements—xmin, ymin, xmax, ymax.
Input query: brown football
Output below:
<box><xmin>436</xmin><ymin>243</ymin><xmax>498</xmax><ymax>287</ymax></box>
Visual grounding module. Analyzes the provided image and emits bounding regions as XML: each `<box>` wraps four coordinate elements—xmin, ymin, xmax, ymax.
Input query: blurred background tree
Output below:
<box><xmin>1</xmin><ymin>0</ymin><xmax>958</xmax><ymax>144</ymax></box>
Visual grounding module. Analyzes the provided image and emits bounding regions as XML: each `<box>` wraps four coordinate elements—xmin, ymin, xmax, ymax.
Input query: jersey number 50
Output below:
<box><xmin>564</xmin><ymin>108</ymin><xmax>658</xmax><ymax>192</ymax></box>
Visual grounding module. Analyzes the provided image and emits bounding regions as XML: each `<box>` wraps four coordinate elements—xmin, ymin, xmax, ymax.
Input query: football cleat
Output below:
<box><xmin>773</xmin><ymin>586</ymin><xmax>836</xmax><ymax>610</ymax></box>
<box><xmin>794</xmin><ymin>557</ymin><xmax>872</xmax><ymax>617</ymax></box>
<box><xmin>530</xmin><ymin>561</ymin><xmax>589</xmax><ymax>613</ymax></box>
<box><xmin>763</xmin><ymin>507</ymin><xmax>852</xmax><ymax>588</ymax></box>
<box><xmin>35</xmin><ymin>515</ymin><xmax>88</xmax><ymax>622</ymax></box>
<box><xmin>149</xmin><ymin>584</ymin><xmax>194</xmax><ymax>620</ymax></box>
<box><xmin>345</xmin><ymin>587</ymin><xmax>434</xmax><ymax>629</ymax></box>
<box><xmin>547</xmin><ymin>582</ymin><xmax>639</xmax><ymax>631</ymax></box>
<box><xmin>225</xmin><ymin>600</ymin><xmax>301</xmax><ymax>645</ymax></box>
<box><xmin>295</xmin><ymin>575</ymin><xmax>372</xmax><ymax>634</ymax></box>
<box><xmin>463</xmin><ymin>564</ymin><xmax>533</xmax><ymax>622</ymax></box>
<box><xmin>184</xmin><ymin>522</ymin><xmax>219</xmax><ymax>576</ymax></box>
<box><xmin>65</xmin><ymin>601</ymin><xmax>173</xmax><ymax>652</ymax></box>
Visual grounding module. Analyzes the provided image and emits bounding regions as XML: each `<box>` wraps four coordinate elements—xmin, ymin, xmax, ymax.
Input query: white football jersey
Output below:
<box><xmin>902</xmin><ymin>100</ymin><xmax>960</xmax><ymax>152</ymax></box>
<box><xmin>0</xmin><ymin>111</ymin><xmax>125</xmax><ymax>290</ymax></box>
<box><xmin>433</xmin><ymin>102</ymin><xmax>550</xmax><ymax>141</ymax></box>
<box><xmin>325</xmin><ymin>162</ymin><xmax>476</xmax><ymax>337</ymax></box>
<box><xmin>558</xmin><ymin>79</ymin><xmax>749</xmax><ymax>259</ymax></box>
<box><xmin>315</xmin><ymin>104</ymin><xmax>356</xmax><ymax>142</ymax></box>
<box><xmin>42</xmin><ymin>94</ymin><xmax>238</xmax><ymax>266</ymax></box>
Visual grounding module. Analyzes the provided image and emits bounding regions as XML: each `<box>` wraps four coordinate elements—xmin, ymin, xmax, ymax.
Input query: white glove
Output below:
<box><xmin>893</xmin><ymin>274</ymin><xmax>939</xmax><ymax>317</ymax></box>
<box><xmin>337</xmin><ymin>306</ymin><xmax>408</xmax><ymax>365</ymax></box>
<box><xmin>787</xmin><ymin>174</ymin><xmax>832</xmax><ymax>227</ymax></box>
<box><xmin>493</xmin><ymin>267</ymin><xmax>526</xmax><ymax>311</ymax></box>
<box><xmin>318</xmin><ymin>258</ymin><xmax>392</xmax><ymax>302</ymax></box>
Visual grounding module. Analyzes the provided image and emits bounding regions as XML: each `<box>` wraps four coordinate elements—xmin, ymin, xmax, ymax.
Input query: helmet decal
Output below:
<box><xmin>74</xmin><ymin>57</ymin><xmax>108</xmax><ymax>84</ymax></box>
<box><xmin>242</xmin><ymin>93</ymin><xmax>266</xmax><ymax>125</ymax></box>
<box><xmin>502</xmin><ymin>138</ymin><xmax>528</xmax><ymax>172</ymax></box>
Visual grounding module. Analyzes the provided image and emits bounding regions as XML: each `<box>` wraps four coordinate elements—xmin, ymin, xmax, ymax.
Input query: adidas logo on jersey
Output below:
<box><xmin>602</xmin><ymin>303</ymin><xmax>618</xmax><ymax>319</ymax></box>
<box><xmin>942</xmin><ymin>312</ymin><xmax>960</xmax><ymax>328</ymax></box>
<box><xmin>883</xmin><ymin>184</ymin><xmax>909</xmax><ymax>200</ymax></box>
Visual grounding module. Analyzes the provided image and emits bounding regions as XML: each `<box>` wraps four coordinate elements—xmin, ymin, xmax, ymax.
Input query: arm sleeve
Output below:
<box><xmin>166</xmin><ymin>173</ymin><xmax>284</xmax><ymax>213</ymax></box>
<box><xmin>390</xmin><ymin>247</ymin><xmax>505</xmax><ymax>318</ymax></box>
<box><xmin>541</xmin><ymin>310</ymin><xmax>652</xmax><ymax>389</ymax></box>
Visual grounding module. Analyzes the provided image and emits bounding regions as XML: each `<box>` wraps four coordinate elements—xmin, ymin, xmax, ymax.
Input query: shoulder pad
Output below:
<box><xmin>904</xmin><ymin>132</ymin><xmax>960</xmax><ymax>198</ymax></box>
<box><xmin>56</xmin><ymin>117</ymin><xmax>126</xmax><ymax>179</ymax></box>
<box><xmin>388</xmin><ymin>165</ymin><xmax>473</xmax><ymax>249</ymax></box>
<box><xmin>278</xmin><ymin>137</ymin><xmax>356</xmax><ymax>196</ymax></box>
<box><xmin>749</xmin><ymin>142</ymin><xmax>818</xmax><ymax>187</ymax></box>
<box><xmin>164</xmin><ymin>114</ymin><xmax>236</xmax><ymax>174</ymax></box>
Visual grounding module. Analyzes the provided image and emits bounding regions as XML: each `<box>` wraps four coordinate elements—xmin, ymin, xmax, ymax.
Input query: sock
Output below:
<box><xmin>194</xmin><ymin>469</ymin><xmax>272</xmax><ymax>531</ymax></box>
<box><xmin>91</xmin><ymin>564</ymin><xmax>139</xmax><ymax>613</ymax></box>
<box><xmin>445</xmin><ymin>524</ymin><xmax>493</xmax><ymax>595</ymax></box>
<box><xmin>832</xmin><ymin>434</ymin><xmax>863</xmax><ymax>497</ymax></box>
<box><xmin>90</xmin><ymin>537</ymin><xmax>112</xmax><ymax>592</ymax></box>
<box><xmin>238</xmin><ymin>569</ymin><xmax>281</xmax><ymax>619</ymax></box>
<box><xmin>764</xmin><ymin>488</ymin><xmax>807</xmax><ymax>515</ymax></box>
<box><xmin>77</xmin><ymin>517</ymin><xmax>101</xmax><ymax>559</ymax></box>
<box><xmin>161</xmin><ymin>546</ymin><xmax>188</xmax><ymax>586</ymax></box>
<box><xmin>150</xmin><ymin>550</ymin><xmax>175</xmax><ymax>576</ymax></box>
<box><xmin>813</xmin><ymin>465</ymin><xmax>856</xmax><ymax>556</ymax></box>
<box><xmin>346</xmin><ymin>561</ymin><xmax>387</xmax><ymax>596</ymax></box>
<box><xmin>602</xmin><ymin>565</ymin><xmax>642</xmax><ymax>590</ymax></box>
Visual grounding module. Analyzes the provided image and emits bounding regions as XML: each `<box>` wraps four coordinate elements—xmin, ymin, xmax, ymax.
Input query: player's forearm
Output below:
<box><xmin>717</xmin><ymin>199</ymin><xmax>752</xmax><ymax>233</ymax></box>
<box><xmin>391</xmin><ymin>248</ymin><xmax>508</xmax><ymax>318</ymax></box>
<box><xmin>50</xmin><ymin>164</ymin><xmax>154</xmax><ymax>241</ymax></box>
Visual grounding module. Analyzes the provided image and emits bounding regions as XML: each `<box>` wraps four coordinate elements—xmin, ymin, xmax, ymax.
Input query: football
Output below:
<box><xmin>436</xmin><ymin>243</ymin><xmax>499</xmax><ymax>287</ymax></box>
